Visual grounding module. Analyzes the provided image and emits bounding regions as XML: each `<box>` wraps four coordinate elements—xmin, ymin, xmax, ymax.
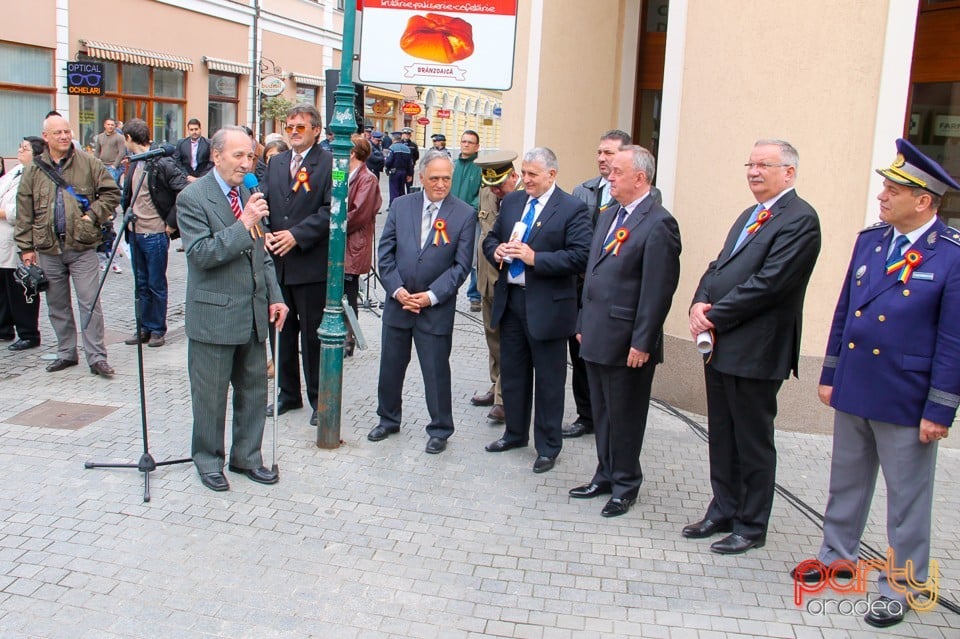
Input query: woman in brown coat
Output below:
<box><xmin>344</xmin><ymin>135</ymin><xmax>383</xmax><ymax>355</ymax></box>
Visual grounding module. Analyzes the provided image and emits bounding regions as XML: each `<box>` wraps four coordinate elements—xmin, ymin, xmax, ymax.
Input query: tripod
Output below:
<box><xmin>359</xmin><ymin>220</ymin><xmax>384</xmax><ymax>316</ymax></box>
<box><xmin>84</xmin><ymin>160</ymin><xmax>191</xmax><ymax>502</ymax></box>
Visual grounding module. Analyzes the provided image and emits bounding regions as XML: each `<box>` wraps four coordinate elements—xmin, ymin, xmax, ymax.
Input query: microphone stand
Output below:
<box><xmin>360</xmin><ymin>223</ymin><xmax>384</xmax><ymax>316</ymax></box>
<box><xmin>84</xmin><ymin>157</ymin><xmax>192</xmax><ymax>502</ymax></box>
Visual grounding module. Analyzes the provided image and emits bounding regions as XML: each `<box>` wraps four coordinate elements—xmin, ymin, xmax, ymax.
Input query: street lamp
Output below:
<box><xmin>315</xmin><ymin>0</ymin><xmax>357</xmax><ymax>448</ymax></box>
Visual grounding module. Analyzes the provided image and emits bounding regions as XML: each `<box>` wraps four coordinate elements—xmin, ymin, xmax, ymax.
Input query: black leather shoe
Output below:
<box><xmin>710</xmin><ymin>533</ymin><xmax>765</xmax><ymax>554</ymax></box>
<box><xmin>562</xmin><ymin>420</ymin><xmax>594</xmax><ymax>438</ymax></box>
<box><xmin>199</xmin><ymin>471</ymin><xmax>229</xmax><ymax>491</ymax></box>
<box><xmin>569</xmin><ymin>483</ymin><xmax>612</xmax><ymax>499</ymax></box>
<box><xmin>864</xmin><ymin>595</ymin><xmax>906</xmax><ymax>628</ymax></box>
<box><xmin>471</xmin><ymin>390</ymin><xmax>495</xmax><ymax>406</ymax></box>
<box><xmin>265</xmin><ymin>399</ymin><xmax>303</xmax><ymax>416</ymax></box>
<box><xmin>485</xmin><ymin>438</ymin><xmax>527</xmax><ymax>453</ymax></box>
<box><xmin>89</xmin><ymin>360</ymin><xmax>115</xmax><ymax>378</ymax></box>
<box><xmin>790</xmin><ymin>559</ymin><xmax>855</xmax><ymax>583</ymax></box>
<box><xmin>8</xmin><ymin>338</ymin><xmax>40</xmax><ymax>351</ymax></box>
<box><xmin>601</xmin><ymin>497</ymin><xmax>636</xmax><ymax>517</ymax></box>
<box><xmin>227</xmin><ymin>464</ymin><xmax>279</xmax><ymax>485</ymax></box>
<box><xmin>309</xmin><ymin>410</ymin><xmax>318</xmax><ymax>426</ymax></box>
<box><xmin>46</xmin><ymin>358</ymin><xmax>78</xmax><ymax>373</ymax></box>
<box><xmin>532</xmin><ymin>455</ymin><xmax>556</xmax><ymax>473</ymax></box>
<box><xmin>367</xmin><ymin>424</ymin><xmax>400</xmax><ymax>441</ymax></box>
<box><xmin>682</xmin><ymin>517</ymin><xmax>733</xmax><ymax>539</ymax></box>
<box><xmin>425</xmin><ymin>436</ymin><xmax>447</xmax><ymax>454</ymax></box>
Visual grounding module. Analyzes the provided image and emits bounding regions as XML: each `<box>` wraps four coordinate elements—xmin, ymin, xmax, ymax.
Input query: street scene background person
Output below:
<box><xmin>452</xmin><ymin>130</ymin><xmax>482</xmax><ymax>312</ymax></box>
<box><xmin>176</xmin><ymin>126</ymin><xmax>288</xmax><ymax>492</ymax></box>
<box><xmin>173</xmin><ymin>118</ymin><xmax>214</xmax><ymax>183</ymax></box>
<box><xmin>793</xmin><ymin>139</ymin><xmax>960</xmax><ymax>629</ymax></box>
<box><xmin>345</xmin><ymin>134</ymin><xmax>382</xmax><ymax>357</ymax></box>
<box><xmin>482</xmin><ymin>147</ymin><xmax>592</xmax><ymax>474</ymax></box>
<box><xmin>367</xmin><ymin>150</ymin><xmax>476</xmax><ymax>455</ymax></box>
<box><xmin>684</xmin><ymin>139</ymin><xmax>821</xmax><ymax>554</ymax></box>
<box><xmin>264</xmin><ymin>104</ymin><xmax>333</xmax><ymax>427</ymax></box>
<box><xmin>571</xmin><ymin>145</ymin><xmax>681</xmax><ymax>518</ymax></box>
<box><xmin>119</xmin><ymin>118</ymin><xmax>189</xmax><ymax>349</ymax></box>
<box><xmin>0</xmin><ymin>136</ymin><xmax>44</xmax><ymax>352</ymax></box>
<box><xmin>15</xmin><ymin>114</ymin><xmax>121</xmax><ymax>377</ymax></box>
<box><xmin>92</xmin><ymin>118</ymin><xmax>125</xmax><ymax>183</ymax></box>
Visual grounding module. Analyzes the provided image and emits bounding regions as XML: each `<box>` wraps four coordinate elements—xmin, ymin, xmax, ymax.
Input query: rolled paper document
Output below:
<box><xmin>696</xmin><ymin>330</ymin><xmax>713</xmax><ymax>354</ymax></box>
<box><xmin>503</xmin><ymin>221</ymin><xmax>527</xmax><ymax>263</ymax></box>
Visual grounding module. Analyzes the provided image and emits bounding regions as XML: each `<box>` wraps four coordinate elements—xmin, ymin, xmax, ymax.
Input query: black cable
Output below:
<box><xmin>650</xmin><ymin>397</ymin><xmax>960</xmax><ymax>615</ymax></box>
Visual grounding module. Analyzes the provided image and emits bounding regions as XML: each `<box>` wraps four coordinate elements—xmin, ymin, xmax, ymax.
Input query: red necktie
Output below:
<box><xmin>228</xmin><ymin>187</ymin><xmax>242</xmax><ymax>219</ymax></box>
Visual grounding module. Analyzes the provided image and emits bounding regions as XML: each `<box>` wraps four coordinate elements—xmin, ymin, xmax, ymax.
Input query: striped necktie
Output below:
<box><xmin>228</xmin><ymin>188</ymin><xmax>242</xmax><ymax>219</ymax></box>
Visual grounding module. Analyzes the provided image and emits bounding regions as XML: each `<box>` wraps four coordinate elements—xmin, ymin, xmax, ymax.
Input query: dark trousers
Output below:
<box><xmin>0</xmin><ymin>268</ymin><xmax>40</xmax><ymax>341</ymax></box>
<box><xmin>499</xmin><ymin>285</ymin><xmax>566</xmax><ymax>458</ymax></box>
<box><xmin>376</xmin><ymin>323</ymin><xmax>454</xmax><ymax>439</ymax></box>
<box><xmin>703</xmin><ymin>366</ymin><xmax>782</xmax><ymax>540</ymax></box>
<box><xmin>586</xmin><ymin>360</ymin><xmax>656</xmax><ymax>500</ymax></box>
<box><xmin>567</xmin><ymin>335</ymin><xmax>592</xmax><ymax>425</ymax></box>
<box><xmin>278</xmin><ymin>280</ymin><xmax>327</xmax><ymax>410</ymax></box>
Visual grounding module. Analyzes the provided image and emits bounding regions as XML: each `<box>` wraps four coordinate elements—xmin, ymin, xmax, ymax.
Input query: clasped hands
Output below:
<box><xmin>494</xmin><ymin>240</ymin><xmax>535</xmax><ymax>266</ymax></box>
<box><xmin>395</xmin><ymin>287</ymin><xmax>432</xmax><ymax>314</ymax></box>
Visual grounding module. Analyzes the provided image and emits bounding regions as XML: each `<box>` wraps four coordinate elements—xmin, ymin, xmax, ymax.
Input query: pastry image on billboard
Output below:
<box><xmin>399</xmin><ymin>13</ymin><xmax>475</xmax><ymax>64</ymax></box>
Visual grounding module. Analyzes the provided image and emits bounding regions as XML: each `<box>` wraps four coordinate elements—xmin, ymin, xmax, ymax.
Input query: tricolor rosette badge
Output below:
<box><xmin>604</xmin><ymin>227</ymin><xmax>630</xmax><ymax>256</ymax></box>
<box><xmin>432</xmin><ymin>218</ymin><xmax>450</xmax><ymax>246</ymax></box>
<box><xmin>746</xmin><ymin>209</ymin><xmax>771</xmax><ymax>234</ymax></box>
<box><xmin>292</xmin><ymin>167</ymin><xmax>311</xmax><ymax>192</ymax></box>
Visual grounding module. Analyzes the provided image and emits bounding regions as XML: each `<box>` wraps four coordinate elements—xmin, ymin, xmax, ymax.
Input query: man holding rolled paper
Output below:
<box><xmin>482</xmin><ymin>147</ymin><xmax>592</xmax><ymax>474</ymax></box>
<box><xmin>684</xmin><ymin>139</ymin><xmax>821</xmax><ymax>553</ymax></box>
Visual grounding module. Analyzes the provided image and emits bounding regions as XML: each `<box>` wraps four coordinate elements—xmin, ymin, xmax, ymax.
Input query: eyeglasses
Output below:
<box><xmin>284</xmin><ymin>124</ymin><xmax>313</xmax><ymax>134</ymax></box>
<box><xmin>744</xmin><ymin>162</ymin><xmax>790</xmax><ymax>170</ymax></box>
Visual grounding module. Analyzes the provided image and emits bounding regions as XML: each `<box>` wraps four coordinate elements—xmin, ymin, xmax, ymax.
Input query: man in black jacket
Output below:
<box><xmin>120</xmin><ymin>118</ymin><xmax>189</xmax><ymax>347</ymax></box>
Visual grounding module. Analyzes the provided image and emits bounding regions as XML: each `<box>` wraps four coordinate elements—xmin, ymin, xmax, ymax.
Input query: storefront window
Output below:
<box><xmin>123</xmin><ymin>64</ymin><xmax>150</xmax><ymax>96</ymax></box>
<box><xmin>296</xmin><ymin>86</ymin><xmax>317</xmax><ymax>107</ymax></box>
<box><xmin>0</xmin><ymin>43</ymin><xmax>54</xmax><ymax>154</ymax></box>
<box><xmin>154</xmin><ymin>103</ymin><xmax>184</xmax><ymax>146</ymax></box>
<box><xmin>208</xmin><ymin>73</ymin><xmax>239</xmax><ymax>134</ymax></box>
<box><xmin>909</xmin><ymin>82</ymin><xmax>960</xmax><ymax>226</ymax></box>
<box><xmin>154</xmin><ymin>68</ymin><xmax>184</xmax><ymax>98</ymax></box>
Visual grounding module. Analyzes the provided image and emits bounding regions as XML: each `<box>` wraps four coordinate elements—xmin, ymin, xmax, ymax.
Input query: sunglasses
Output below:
<box><xmin>284</xmin><ymin>124</ymin><xmax>315</xmax><ymax>134</ymax></box>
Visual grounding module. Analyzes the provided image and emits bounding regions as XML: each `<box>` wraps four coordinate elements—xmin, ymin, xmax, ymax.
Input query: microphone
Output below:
<box><xmin>127</xmin><ymin>144</ymin><xmax>175</xmax><ymax>162</ymax></box>
<box><xmin>242</xmin><ymin>173</ymin><xmax>262</xmax><ymax>193</ymax></box>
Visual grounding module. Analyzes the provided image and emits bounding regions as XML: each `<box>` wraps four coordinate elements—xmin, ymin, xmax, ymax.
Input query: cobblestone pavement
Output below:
<box><xmin>1</xmin><ymin>183</ymin><xmax>959</xmax><ymax>638</ymax></box>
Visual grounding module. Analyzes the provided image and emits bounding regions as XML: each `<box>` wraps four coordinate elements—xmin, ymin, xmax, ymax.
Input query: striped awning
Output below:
<box><xmin>366</xmin><ymin>86</ymin><xmax>405</xmax><ymax>101</ymax></box>
<box><xmin>203</xmin><ymin>56</ymin><xmax>252</xmax><ymax>76</ymax></box>
<box><xmin>290</xmin><ymin>72</ymin><xmax>324</xmax><ymax>87</ymax></box>
<box><xmin>81</xmin><ymin>40</ymin><xmax>193</xmax><ymax>71</ymax></box>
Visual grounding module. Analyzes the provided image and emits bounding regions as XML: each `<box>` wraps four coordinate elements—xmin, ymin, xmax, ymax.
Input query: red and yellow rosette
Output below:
<box><xmin>432</xmin><ymin>218</ymin><xmax>450</xmax><ymax>246</ymax></box>
<box><xmin>897</xmin><ymin>249</ymin><xmax>923</xmax><ymax>283</ymax></box>
<box><xmin>604</xmin><ymin>227</ymin><xmax>629</xmax><ymax>256</ymax></box>
<box><xmin>746</xmin><ymin>209</ymin><xmax>771</xmax><ymax>234</ymax></box>
<box><xmin>292</xmin><ymin>166</ymin><xmax>311</xmax><ymax>192</ymax></box>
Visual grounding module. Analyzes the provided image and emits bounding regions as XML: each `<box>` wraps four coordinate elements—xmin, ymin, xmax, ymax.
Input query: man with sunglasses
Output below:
<box><xmin>263</xmin><ymin>104</ymin><xmax>333</xmax><ymax>427</ymax></box>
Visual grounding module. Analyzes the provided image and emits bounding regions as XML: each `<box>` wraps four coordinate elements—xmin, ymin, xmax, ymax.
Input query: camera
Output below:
<box><xmin>14</xmin><ymin>263</ymin><xmax>49</xmax><ymax>303</ymax></box>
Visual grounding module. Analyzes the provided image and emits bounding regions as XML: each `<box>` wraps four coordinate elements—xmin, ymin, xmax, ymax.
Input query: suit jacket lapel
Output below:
<box><xmin>527</xmin><ymin>194</ymin><xmax>559</xmax><ymax>244</ymax></box>
<box><xmin>593</xmin><ymin>198</ymin><xmax>654</xmax><ymax>268</ymax></box>
<box><xmin>863</xmin><ymin>221</ymin><xmax>942</xmax><ymax>304</ymax></box>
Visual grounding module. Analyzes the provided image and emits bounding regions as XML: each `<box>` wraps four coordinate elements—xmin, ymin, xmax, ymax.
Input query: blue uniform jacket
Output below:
<box><xmin>821</xmin><ymin>219</ymin><xmax>960</xmax><ymax>428</ymax></box>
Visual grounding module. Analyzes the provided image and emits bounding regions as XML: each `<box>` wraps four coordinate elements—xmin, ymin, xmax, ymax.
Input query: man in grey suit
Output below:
<box><xmin>571</xmin><ymin>145</ymin><xmax>681</xmax><ymax>518</ymax></box>
<box><xmin>367</xmin><ymin>150</ymin><xmax>476</xmax><ymax>454</ymax></box>
<box><xmin>176</xmin><ymin>127</ymin><xmax>289</xmax><ymax>492</ymax></box>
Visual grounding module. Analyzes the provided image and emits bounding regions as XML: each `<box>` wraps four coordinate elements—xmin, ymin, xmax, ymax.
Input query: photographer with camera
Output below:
<box><xmin>15</xmin><ymin>114</ymin><xmax>121</xmax><ymax>376</ymax></box>
<box><xmin>0</xmin><ymin>137</ymin><xmax>44</xmax><ymax>351</ymax></box>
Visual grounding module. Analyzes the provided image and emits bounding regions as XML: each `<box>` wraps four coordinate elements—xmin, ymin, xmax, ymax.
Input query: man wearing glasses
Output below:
<box><xmin>263</xmin><ymin>104</ymin><xmax>333</xmax><ymax>426</ymax></box>
<box><xmin>452</xmin><ymin>130</ymin><xmax>483</xmax><ymax>312</ymax></box>
<box><xmin>683</xmin><ymin>139</ymin><xmax>821</xmax><ymax>554</ymax></box>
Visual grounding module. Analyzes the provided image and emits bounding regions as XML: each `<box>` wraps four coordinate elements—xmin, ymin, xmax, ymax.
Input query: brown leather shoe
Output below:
<box><xmin>89</xmin><ymin>360</ymin><xmax>115</xmax><ymax>378</ymax></box>
<box><xmin>124</xmin><ymin>332</ymin><xmax>149</xmax><ymax>345</ymax></box>
<box><xmin>147</xmin><ymin>334</ymin><xmax>165</xmax><ymax>347</ymax></box>
<box><xmin>486</xmin><ymin>404</ymin><xmax>505</xmax><ymax>422</ymax></box>
<box><xmin>471</xmin><ymin>390</ymin><xmax>495</xmax><ymax>406</ymax></box>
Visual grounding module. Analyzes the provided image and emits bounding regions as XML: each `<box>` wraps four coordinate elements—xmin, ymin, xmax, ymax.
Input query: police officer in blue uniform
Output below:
<box><xmin>793</xmin><ymin>139</ymin><xmax>960</xmax><ymax>628</ymax></box>
<box><xmin>384</xmin><ymin>132</ymin><xmax>413</xmax><ymax>204</ymax></box>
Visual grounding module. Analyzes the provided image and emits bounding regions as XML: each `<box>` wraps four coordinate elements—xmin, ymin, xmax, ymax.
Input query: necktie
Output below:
<box><xmin>886</xmin><ymin>235</ymin><xmax>910</xmax><ymax>271</ymax></box>
<box><xmin>509</xmin><ymin>198</ymin><xmax>539</xmax><ymax>278</ymax></box>
<box><xmin>422</xmin><ymin>202</ymin><xmax>437</xmax><ymax>248</ymax></box>
<box><xmin>733</xmin><ymin>204</ymin><xmax>764</xmax><ymax>251</ymax></box>
<box><xmin>290</xmin><ymin>153</ymin><xmax>303</xmax><ymax>179</ymax></box>
<box><xmin>228</xmin><ymin>188</ymin><xmax>242</xmax><ymax>219</ymax></box>
<box><xmin>604</xmin><ymin>207</ymin><xmax>627</xmax><ymax>247</ymax></box>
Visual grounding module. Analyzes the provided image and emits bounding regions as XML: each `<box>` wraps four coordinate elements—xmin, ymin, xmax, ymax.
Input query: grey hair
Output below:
<box><xmin>419</xmin><ymin>148</ymin><xmax>454</xmax><ymax>173</ymax></box>
<box><xmin>211</xmin><ymin>126</ymin><xmax>254</xmax><ymax>153</ymax></box>
<box><xmin>755</xmin><ymin>138</ymin><xmax>799</xmax><ymax>170</ymax></box>
<box><xmin>522</xmin><ymin>147</ymin><xmax>559</xmax><ymax>171</ymax></box>
<box><xmin>619</xmin><ymin>145</ymin><xmax>656</xmax><ymax>183</ymax></box>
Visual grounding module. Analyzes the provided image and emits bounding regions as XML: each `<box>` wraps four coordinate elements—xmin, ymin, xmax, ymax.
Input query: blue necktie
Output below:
<box><xmin>509</xmin><ymin>198</ymin><xmax>538</xmax><ymax>278</ymax></box>
<box><xmin>733</xmin><ymin>204</ymin><xmax>764</xmax><ymax>252</ymax></box>
<box><xmin>886</xmin><ymin>235</ymin><xmax>910</xmax><ymax>271</ymax></box>
<box><xmin>603</xmin><ymin>207</ymin><xmax>627</xmax><ymax>247</ymax></box>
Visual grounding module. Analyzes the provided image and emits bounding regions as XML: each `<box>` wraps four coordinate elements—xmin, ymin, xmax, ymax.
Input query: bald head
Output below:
<box><xmin>42</xmin><ymin>115</ymin><xmax>73</xmax><ymax>159</ymax></box>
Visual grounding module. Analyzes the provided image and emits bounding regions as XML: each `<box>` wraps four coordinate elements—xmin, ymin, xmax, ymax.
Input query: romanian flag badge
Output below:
<box><xmin>604</xmin><ymin>227</ymin><xmax>629</xmax><ymax>256</ymax></box>
<box><xmin>432</xmin><ymin>218</ymin><xmax>450</xmax><ymax>246</ymax></box>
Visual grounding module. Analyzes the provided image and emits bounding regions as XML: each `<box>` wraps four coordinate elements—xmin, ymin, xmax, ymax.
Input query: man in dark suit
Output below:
<box><xmin>263</xmin><ymin>104</ymin><xmax>333</xmax><ymax>426</ymax></box>
<box><xmin>570</xmin><ymin>145</ymin><xmax>681</xmax><ymax>517</ymax></box>
<box><xmin>367</xmin><ymin>149</ymin><xmax>476</xmax><ymax>454</ymax></box>
<box><xmin>176</xmin><ymin>126</ymin><xmax>289</xmax><ymax>492</ymax></box>
<box><xmin>792</xmin><ymin>140</ymin><xmax>960</xmax><ymax>628</ymax></box>
<box><xmin>684</xmin><ymin>139</ymin><xmax>821</xmax><ymax>553</ymax></box>
<box><xmin>173</xmin><ymin>118</ymin><xmax>214</xmax><ymax>182</ymax></box>
<box><xmin>482</xmin><ymin>147</ymin><xmax>592</xmax><ymax>474</ymax></box>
